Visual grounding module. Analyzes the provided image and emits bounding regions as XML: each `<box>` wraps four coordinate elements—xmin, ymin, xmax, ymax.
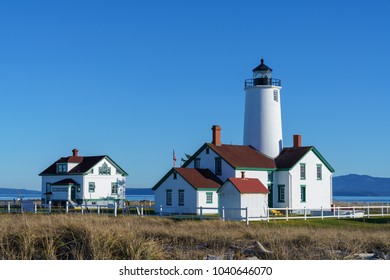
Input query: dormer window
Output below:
<box><xmin>99</xmin><ymin>162</ymin><xmax>111</xmax><ymax>175</ymax></box>
<box><xmin>57</xmin><ymin>163</ymin><xmax>67</xmax><ymax>173</ymax></box>
<box><xmin>194</xmin><ymin>158</ymin><xmax>201</xmax><ymax>169</ymax></box>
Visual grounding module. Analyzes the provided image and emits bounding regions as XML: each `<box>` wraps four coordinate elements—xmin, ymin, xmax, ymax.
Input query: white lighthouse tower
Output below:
<box><xmin>243</xmin><ymin>59</ymin><xmax>283</xmax><ymax>158</ymax></box>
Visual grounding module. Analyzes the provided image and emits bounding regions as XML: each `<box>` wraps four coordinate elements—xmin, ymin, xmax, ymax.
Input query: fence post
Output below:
<box><xmin>66</xmin><ymin>201</ymin><xmax>69</xmax><ymax>213</ymax></box>
<box><xmin>382</xmin><ymin>205</ymin><xmax>384</xmax><ymax>217</ymax></box>
<box><xmin>160</xmin><ymin>205</ymin><xmax>163</xmax><ymax>217</ymax></box>
<box><xmin>200</xmin><ymin>206</ymin><xmax>203</xmax><ymax>221</ymax></box>
<box><xmin>179</xmin><ymin>211</ymin><xmax>182</xmax><ymax>220</ymax></box>
<box><xmin>114</xmin><ymin>202</ymin><xmax>117</xmax><ymax>217</ymax></box>
<box><xmin>304</xmin><ymin>207</ymin><xmax>307</xmax><ymax>221</ymax></box>
<box><xmin>286</xmin><ymin>207</ymin><xmax>289</xmax><ymax>221</ymax></box>
<box><xmin>48</xmin><ymin>201</ymin><xmax>52</xmax><ymax>214</ymax></box>
<box><xmin>367</xmin><ymin>204</ymin><xmax>370</xmax><ymax>218</ymax></box>
<box><xmin>245</xmin><ymin>207</ymin><xmax>249</xmax><ymax>226</ymax></box>
<box><xmin>7</xmin><ymin>202</ymin><xmax>10</xmax><ymax>213</ymax></box>
<box><xmin>333</xmin><ymin>204</ymin><xmax>336</xmax><ymax>217</ymax></box>
<box><xmin>353</xmin><ymin>206</ymin><xmax>355</xmax><ymax>218</ymax></box>
<box><xmin>97</xmin><ymin>205</ymin><xmax>100</xmax><ymax>214</ymax></box>
<box><xmin>21</xmin><ymin>202</ymin><xmax>24</xmax><ymax>214</ymax></box>
<box><xmin>321</xmin><ymin>206</ymin><xmax>324</xmax><ymax>220</ymax></box>
<box><xmin>141</xmin><ymin>205</ymin><xmax>144</xmax><ymax>217</ymax></box>
<box><xmin>222</xmin><ymin>206</ymin><xmax>225</xmax><ymax>221</ymax></box>
<box><xmin>267</xmin><ymin>207</ymin><xmax>270</xmax><ymax>223</ymax></box>
<box><xmin>337</xmin><ymin>206</ymin><xmax>340</xmax><ymax>219</ymax></box>
<box><xmin>34</xmin><ymin>203</ymin><xmax>37</xmax><ymax>214</ymax></box>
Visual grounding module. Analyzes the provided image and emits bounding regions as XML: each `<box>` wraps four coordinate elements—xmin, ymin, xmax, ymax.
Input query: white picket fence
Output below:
<box><xmin>266</xmin><ymin>205</ymin><xmax>390</xmax><ymax>221</ymax></box>
<box><xmin>3</xmin><ymin>200</ymin><xmax>390</xmax><ymax>224</ymax></box>
<box><xmin>158</xmin><ymin>204</ymin><xmax>390</xmax><ymax>224</ymax></box>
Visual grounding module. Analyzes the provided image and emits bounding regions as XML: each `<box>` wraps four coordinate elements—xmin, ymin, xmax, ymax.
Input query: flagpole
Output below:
<box><xmin>173</xmin><ymin>149</ymin><xmax>177</xmax><ymax>167</ymax></box>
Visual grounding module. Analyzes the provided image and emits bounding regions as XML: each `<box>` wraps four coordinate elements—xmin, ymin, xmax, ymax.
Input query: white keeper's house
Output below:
<box><xmin>39</xmin><ymin>149</ymin><xmax>128</xmax><ymax>208</ymax></box>
<box><xmin>153</xmin><ymin>59</ymin><xmax>334</xmax><ymax>219</ymax></box>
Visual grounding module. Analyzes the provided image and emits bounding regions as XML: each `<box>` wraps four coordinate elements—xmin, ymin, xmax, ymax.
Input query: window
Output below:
<box><xmin>99</xmin><ymin>162</ymin><xmax>111</xmax><ymax>175</ymax></box>
<box><xmin>206</xmin><ymin>192</ymin><xmax>213</xmax><ymax>204</ymax></box>
<box><xmin>206</xmin><ymin>147</ymin><xmax>210</xmax><ymax>154</ymax></box>
<box><xmin>46</xmin><ymin>183</ymin><xmax>51</xmax><ymax>193</ymax></box>
<box><xmin>317</xmin><ymin>164</ymin><xmax>322</xmax><ymax>180</ymax></box>
<box><xmin>111</xmin><ymin>182</ymin><xmax>118</xmax><ymax>194</ymax></box>
<box><xmin>89</xmin><ymin>182</ymin><xmax>95</xmax><ymax>193</ymax></box>
<box><xmin>178</xmin><ymin>190</ymin><xmax>184</xmax><ymax>206</ymax></box>
<box><xmin>300</xmin><ymin>163</ymin><xmax>306</xmax><ymax>180</ymax></box>
<box><xmin>215</xmin><ymin>157</ymin><xmax>222</xmax><ymax>175</ymax></box>
<box><xmin>194</xmin><ymin>158</ymin><xmax>200</xmax><ymax>168</ymax></box>
<box><xmin>300</xmin><ymin>185</ymin><xmax>306</xmax><ymax>202</ymax></box>
<box><xmin>278</xmin><ymin>185</ymin><xmax>285</xmax><ymax>202</ymax></box>
<box><xmin>273</xmin><ymin>90</ymin><xmax>279</xmax><ymax>102</ymax></box>
<box><xmin>166</xmin><ymin>189</ymin><xmax>172</xmax><ymax>206</ymax></box>
<box><xmin>57</xmin><ymin>163</ymin><xmax>67</xmax><ymax>173</ymax></box>
<box><xmin>173</xmin><ymin>171</ymin><xmax>177</xmax><ymax>180</ymax></box>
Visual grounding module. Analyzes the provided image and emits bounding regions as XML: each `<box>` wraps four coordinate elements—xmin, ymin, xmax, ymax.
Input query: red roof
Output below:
<box><xmin>58</xmin><ymin>156</ymin><xmax>84</xmax><ymax>163</ymax></box>
<box><xmin>207</xmin><ymin>143</ymin><xmax>276</xmax><ymax>169</ymax></box>
<box><xmin>275</xmin><ymin>146</ymin><xmax>312</xmax><ymax>169</ymax></box>
<box><xmin>227</xmin><ymin>178</ymin><xmax>269</xmax><ymax>194</ymax></box>
<box><xmin>175</xmin><ymin>168</ymin><xmax>222</xmax><ymax>189</ymax></box>
<box><xmin>39</xmin><ymin>155</ymin><xmax>128</xmax><ymax>176</ymax></box>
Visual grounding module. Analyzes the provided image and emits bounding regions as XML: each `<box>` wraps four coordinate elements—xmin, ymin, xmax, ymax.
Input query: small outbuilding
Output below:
<box><xmin>153</xmin><ymin>167</ymin><xmax>222</xmax><ymax>215</ymax></box>
<box><xmin>218</xmin><ymin>176</ymin><xmax>269</xmax><ymax>221</ymax></box>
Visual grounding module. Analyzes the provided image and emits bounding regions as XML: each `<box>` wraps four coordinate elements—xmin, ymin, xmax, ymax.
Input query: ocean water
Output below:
<box><xmin>125</xmin><ymin>188</ymin><xmax>154</xmax><ymax>201</ymax></box>
<box><xmin>1</xmin><ymin>189</ymin><xmax>388</xmax><ymax>204</ymax></box>
<box><xmin>333</xmin><ymin>196</ymin><xmax>390</xmax><ymax>203</ymax></box>
<box><xmin>0</xmin><ymin>188</ymin><xmax>154</xmax><ymax>201</ymax></box>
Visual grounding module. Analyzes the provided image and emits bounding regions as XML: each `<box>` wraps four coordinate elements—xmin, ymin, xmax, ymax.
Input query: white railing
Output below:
<box><xmin>3</xmin><ymin>201</ymin><xmax>390</xmax><ymax>223</ymax></box>
<box><xmin>266</xmin><ymin>205</ymin><xmax>390</xmax><ymax>221</ymax></box>
<box><xmin>158</xmin><ymin>204</ymin><xmax>390</xmax><ymax>224</ymax></box>
<box><xmin>158</xmin><ymin>205</ymin><xmax>251</xmax><ymax>225</ymax></box>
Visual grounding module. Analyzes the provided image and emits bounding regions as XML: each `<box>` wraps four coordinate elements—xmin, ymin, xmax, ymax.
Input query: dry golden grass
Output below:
<box><xmin>0</xmin><ymin>214</ymin><xmax>389</xmax><ymax>260</ymax></box>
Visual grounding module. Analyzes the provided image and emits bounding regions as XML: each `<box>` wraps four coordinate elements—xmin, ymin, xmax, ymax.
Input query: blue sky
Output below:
<box><xmin>1</xmin><ymin>0</ymin><xmax>389</xmax><ymax>190</ymax></box>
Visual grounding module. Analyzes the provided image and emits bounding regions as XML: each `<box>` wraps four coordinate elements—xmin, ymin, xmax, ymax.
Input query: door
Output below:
<box><xmin>70</xmin><ymin>185</ymin><xmax>76</xmax><ymax>201</ymax></box>
<box><xmin>268</xmin><ymin>184</ymin><xmax>273</xmax><ymax>208</ymax></box>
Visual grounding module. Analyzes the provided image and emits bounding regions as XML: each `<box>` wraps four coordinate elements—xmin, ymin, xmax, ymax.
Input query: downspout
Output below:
<box><xmin>289</xmin><ymin>173</ymin><xmax>292</xmax><ymax>209</ymax></box>
<box><xmin>196</xmin><ymin>190</ymin><xmax>199</xmax><ymax>215</ymax></box>
<box><xmin>330</xmin><ymin>174</ymin><xmax>333</xmax><ymax>206</ymax></box>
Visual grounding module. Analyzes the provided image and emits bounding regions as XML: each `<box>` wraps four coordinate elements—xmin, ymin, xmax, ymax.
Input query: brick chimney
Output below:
<box><xmin>72</xmin><ymin>148</ymin><xmax>79</xmax><ymax>157</ymax></box>
<box><xmin>211</xmin><ymin>125</ymin><xmax>222</xmax><ymax>146</ymax></box>
<box><xmin>293</xmin><ymin>135</ymin><xmax>302</xmax><ymax>148</ymax></box>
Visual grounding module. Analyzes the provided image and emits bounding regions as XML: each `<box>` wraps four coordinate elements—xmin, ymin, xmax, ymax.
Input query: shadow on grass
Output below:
<box><xmin>352</xmin><ymin>217</ymin><xmax>390</xmax><ymax>224</ymax></box>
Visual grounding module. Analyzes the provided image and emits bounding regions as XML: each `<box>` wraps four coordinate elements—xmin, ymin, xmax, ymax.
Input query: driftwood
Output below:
<box><xmin>255</xmin><ymin>241</ymin><xmax>273</xmax><ymax>254</ymax></box>
<box><xmin>205</xmin><ymin>241</ymin><xmax>272</xmax><ymax>260</ymax></box>
<box><xmin>348</xmin><ymin>251</ymin><xmax>389</xmax><ymax>260</ymax></box>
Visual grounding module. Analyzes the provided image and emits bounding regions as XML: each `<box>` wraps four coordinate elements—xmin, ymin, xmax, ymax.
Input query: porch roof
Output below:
<box><xmin>51</xmin><ymin>179</ymin><xmax>78</xmax><ymax>186</ymax></box>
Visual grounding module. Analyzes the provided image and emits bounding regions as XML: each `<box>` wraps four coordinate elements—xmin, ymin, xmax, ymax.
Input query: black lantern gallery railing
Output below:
<box><xmin>245</xmin><ymin>78</ymin><xmax>281</xmax><ymax>87</ymax></box>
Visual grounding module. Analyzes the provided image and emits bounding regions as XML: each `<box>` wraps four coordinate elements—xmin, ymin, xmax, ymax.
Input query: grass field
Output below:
<box><xmin>0</xmin><ymin>214</ymin><xmax>389</xmax><ymax>260</ymax></box>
